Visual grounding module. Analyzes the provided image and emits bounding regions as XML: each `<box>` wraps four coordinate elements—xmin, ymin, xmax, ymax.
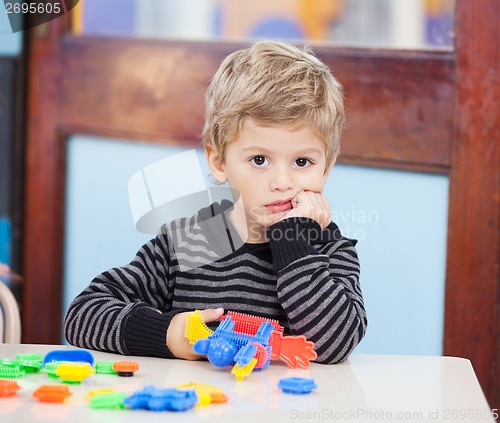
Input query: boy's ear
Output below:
<box><xmin>205</xmin><ymin>146</ymin><xmax>228</xmax><ymax>184</ymax></box>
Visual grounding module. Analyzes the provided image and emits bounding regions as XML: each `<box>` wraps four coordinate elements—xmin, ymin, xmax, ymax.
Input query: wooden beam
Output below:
<box><xmin>316</xmin><ymin>47</ymin><xmax>455</xmax><ymax>172</ymax></box>
<box><xmin>444</xmin><ymin>0</ymin><xmax>500</xmax><ymax>409</ymax></box>
<box><xmin>59</xmin><ymin>37</ymin><xmax>454</xmax><ymax>173</ymax></box>
<box><xmin>23</xmin><ymin>18</ymin><xmax>71</xmax><ymax>343</ymax></box>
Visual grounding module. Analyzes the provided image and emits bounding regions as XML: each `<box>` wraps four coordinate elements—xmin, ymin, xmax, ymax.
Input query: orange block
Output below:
<box><xmin>112</xmin><ymin>361</ymin><xmax>139</xmax><ymax>377</ymax></box>
<box><xmin>33</xmin><ymin>384</ymin><xmax>72</xmax><ymax>403</ymax></box>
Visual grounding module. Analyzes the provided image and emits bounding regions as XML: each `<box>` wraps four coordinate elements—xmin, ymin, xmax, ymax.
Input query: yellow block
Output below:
<box><xmin>56</xmin><ymin>362</ymin><xmax>95</xmax><ymax>383</ymax></box>
<box><xmin>184</xmin><ymin>310</ymin><xmax>213</xmax><ymax>344</ymax></box>
<box><xmin>231</xmin><ymin>358</ymin><xmax>257</xmax><ymax>382</ymax></box>
<box><xmin>177</xmin><ymin>382</ymin><xmax>228</xmax><ymax>406</ymax></box>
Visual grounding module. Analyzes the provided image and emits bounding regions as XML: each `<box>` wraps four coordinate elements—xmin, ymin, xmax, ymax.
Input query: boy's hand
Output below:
<box><xmin>280</xmin><ymin>191</ymin><xmax>331</xmax><ymax>229</ymax></box>
<box><xmin>166</xmin><ymin>308</ymin><xmax>224</xmax><ymax>360</ymax></box>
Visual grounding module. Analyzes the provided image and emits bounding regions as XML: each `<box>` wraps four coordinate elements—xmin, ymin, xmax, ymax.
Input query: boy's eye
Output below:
<box><xmin>294</xmin><ymin>158</ymin><xmax>312</xmax><ymax>168</ymax></box>
<box><xmin>250</xmin><ymin>156</ymin><xmax>269</xmax><ymax>167</ymax></box>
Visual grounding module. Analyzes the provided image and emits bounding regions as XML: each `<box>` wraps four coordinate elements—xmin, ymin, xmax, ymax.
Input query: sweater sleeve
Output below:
<box><xmin>64</xmin><ymin>227</ymin><xmax>181</xmax><ymax>358</ymax></box>
<box><xmin>267</xmin><ymin>217</ymin><xmax>367</xmax><ymax>364</ymax></box>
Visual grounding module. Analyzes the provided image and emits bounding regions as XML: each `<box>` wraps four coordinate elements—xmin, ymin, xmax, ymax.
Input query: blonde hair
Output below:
<box><xmin>202</xmin><ymin>40</ymin><xmax>345</xmax><ymax>166</ymax></box>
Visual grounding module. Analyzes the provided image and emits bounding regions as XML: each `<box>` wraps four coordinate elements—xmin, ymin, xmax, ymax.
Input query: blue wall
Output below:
<box><xmin>64</xmin><ymin>136</ymin><xmax>449</xmax><ymax>355</ymax></box>
<box><xmin>324</xmin><ymin>166</ymin><xmax>448</xmax><ymax>355</ymax></box>
<box><xmin>0</xmin><ymin>1</ymin><xmax>22</xmax><ymax>56</ymax></box>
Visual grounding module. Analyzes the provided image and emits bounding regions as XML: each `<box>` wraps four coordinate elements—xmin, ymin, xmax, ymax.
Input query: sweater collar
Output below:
<box><xmin>196</xmin><ymin>199</ymin><xmax>355</xmax><ymax>250</ymax></box>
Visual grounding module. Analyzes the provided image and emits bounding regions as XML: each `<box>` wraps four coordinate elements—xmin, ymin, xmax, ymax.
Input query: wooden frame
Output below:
<box><xmin>23</xmin><ymin>0</ymin><xmax>499</xmax><ymax>407</ymax></box>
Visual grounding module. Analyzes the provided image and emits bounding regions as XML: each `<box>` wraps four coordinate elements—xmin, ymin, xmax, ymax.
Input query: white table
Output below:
<box><xmin>0</xmin><ymin>344</ymin><xmax>495</xmax><ymax>422</ymax></box>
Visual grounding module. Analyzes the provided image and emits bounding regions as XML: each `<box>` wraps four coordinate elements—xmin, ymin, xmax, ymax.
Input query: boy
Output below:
<box><xmin>64</xmin><ymin>40</ymin><xmax>367</xmax><ymax>364</ymax></box>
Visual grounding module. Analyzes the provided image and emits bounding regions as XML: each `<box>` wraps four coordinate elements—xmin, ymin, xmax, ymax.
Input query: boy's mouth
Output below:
<box><xmin>265</xmin><ymin>199</ymin><xmax>293</xmax><ymax>213</ymax></box>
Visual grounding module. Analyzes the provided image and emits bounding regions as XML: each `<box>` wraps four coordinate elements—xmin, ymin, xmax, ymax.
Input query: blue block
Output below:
<box><xmin>42</xmin><ymin>349</ymin><xmax>95</xmax><ymax>367</ymax></box>
<box><xmin>124</xmin><ymin>386</ymin><xmax>197</xmax><ymax>412</ymax></box>
<box><xmin>234</xmin><ymin>342</ymin><xmax>257</xmax><ymax>366</ymax></box>
<box><xmin>278</xmin><ymin>377</ymin><xmax>317</xmax><ymax>394</ymax></box>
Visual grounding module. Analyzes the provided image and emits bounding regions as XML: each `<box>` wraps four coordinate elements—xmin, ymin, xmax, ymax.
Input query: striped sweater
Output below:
<box><xmin>64</xmin><ymin>201</ymin><xmax>367</xmax><ymax>364</ymax></box>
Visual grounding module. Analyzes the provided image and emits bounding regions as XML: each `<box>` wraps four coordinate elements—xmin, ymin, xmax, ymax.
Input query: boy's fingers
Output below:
<box><xmin>200</xmin><ymin>307</ymin><xmax>224</xmax><ymax>322</ymax></box>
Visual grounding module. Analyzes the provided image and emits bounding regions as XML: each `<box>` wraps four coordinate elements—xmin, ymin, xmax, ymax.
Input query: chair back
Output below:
<box><xmin>0</xmin><ymin>279</ymin><xmax>21</xmax><ymax>343</ymax></box>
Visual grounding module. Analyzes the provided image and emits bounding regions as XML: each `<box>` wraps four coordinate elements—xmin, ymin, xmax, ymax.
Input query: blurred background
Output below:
<box><xmin>78</xmin><ymin>0</ymin><xmax>454</xmax><ymax>49</ymax></box>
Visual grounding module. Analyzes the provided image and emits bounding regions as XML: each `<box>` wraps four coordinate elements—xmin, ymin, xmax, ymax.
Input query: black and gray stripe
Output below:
<box><xmin>64</xmin><ymin>203</ymin><xmax>367</xmax><ymax>364</ymax></box>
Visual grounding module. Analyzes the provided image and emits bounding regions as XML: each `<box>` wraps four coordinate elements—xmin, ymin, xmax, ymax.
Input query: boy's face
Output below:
<box><xmin>207</xmin><ymin>118</ymin><xmax>334</xmax><ymax>242</ymax></box>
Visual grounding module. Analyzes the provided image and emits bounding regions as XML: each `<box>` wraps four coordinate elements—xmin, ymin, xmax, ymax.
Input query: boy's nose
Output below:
<box><xmin>269</xmin><ymin>168</ymin><xmax>294</xmax><ymax>191</ymax></box>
